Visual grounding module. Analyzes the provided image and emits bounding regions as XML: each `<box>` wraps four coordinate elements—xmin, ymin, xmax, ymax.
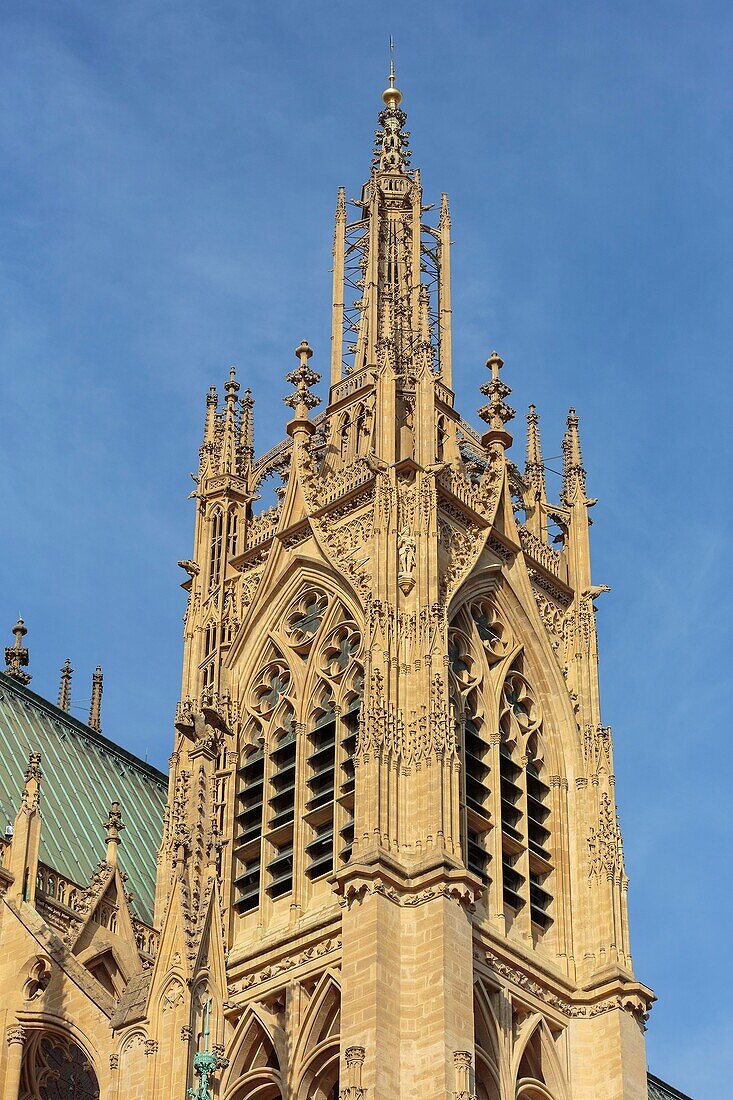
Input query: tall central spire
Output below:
<box><xmin>329</xmin><ymin>63</ymin><xmax>452</xmax><ymax>400</ymax></box>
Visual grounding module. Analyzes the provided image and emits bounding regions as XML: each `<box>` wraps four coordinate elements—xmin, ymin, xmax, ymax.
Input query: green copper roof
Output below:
<box><xmin>648</xmin><ymin>1074</ymin><xmax>694</xmax><ymax>1100</ymax></box>
<box><xmin>0</xmin><ymin>672</ymin><xmax>167</xmax><ymax>925</ymax></box>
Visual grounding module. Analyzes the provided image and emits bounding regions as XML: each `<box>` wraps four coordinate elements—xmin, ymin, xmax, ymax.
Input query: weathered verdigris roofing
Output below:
<box><xmin>0</xmin><ymin>671</ymin><xmax>166</xmax><ymax>924</ymax></box>
<box><xmin>648</xmin><ymin>1073</ymin><xmax>694</xmax><ymax>1099</ymax></box>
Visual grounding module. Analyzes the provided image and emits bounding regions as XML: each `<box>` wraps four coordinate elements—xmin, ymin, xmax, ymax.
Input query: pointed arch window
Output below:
<box><xmin>266</xmin><ymin>710</ymin><xmax>297</xmax><ymax>900</ymax></box>
<box><xmin>208</xmin><ymin>508</ymin><xmax>224</xmax><ymax>590</ymax></box>
<box><xmin>449</xmin><ymin>629</ymin><xmax>491</xmax><ymax>885</ymax></box>
<box><xmin>337</xmin><ymin>671</ymin><xmax>362</xmax><ymax>866</ymax></box>
<box><xmin>234</xmin><ymin>745</ymin><xmax>264</xmax><ymax>914</ymax></box>
<box><xmin>226</xmin><ymin>509</ymin><xmax>239</xmax><ymax>557</ymax></box>
<box><xmin>436</xmin><ymin>414</ymin><xmax>447</xmax><ymax>462</ymax></box>
<box><xmin>20</xmin><ymin>1032</ymin><xmax>100</xmax><ymax>1100</ymax></box>
<box><xmin>464</xmin><ymin>712</ymin><xmax>491</xmax><ymax>883</ymax></box>
<box><xmin>305</xmin><ymin>692</ymin><xmax>337</xmax><ymax>881</ymax></box>
<box><xmin>499</xmin><ymin>662</ymin><xmax>554</xmax><ymax>931</ymax></box>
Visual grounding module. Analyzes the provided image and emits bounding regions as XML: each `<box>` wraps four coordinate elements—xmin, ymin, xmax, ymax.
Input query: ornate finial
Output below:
<box><xmin>478</xmin><ymin>351</ymin><xmax>515</xmax><ymax>439</ymax></box>
<box><xmin>4</xmin><ymin>618</ymin><xmax>31</xmax><ymax>685</ymax></box>
<box><xmin>383</xmin><ymin>36</ymin><xmax>401</xmax><ymax>107</ymax></box>
<box><xmin>88</xmin><ymin>666</ymin><xmax>103</xmax><ymax>731</ymax></box>
<box><xmin>374</xmin><ymin>45</ymin><xmax>410</xmax><ymax>172</ymax></box>
<box><xmin>284</xmin><ymin>341</ymin><xmax>321</xmax><ymax>419</ymax></box>
<box><xmin>562</xmin><ymin>407</ymin><xmax>587</xmax><ymax>503</ymax></box>
<box><xmin>225</xmin><ymin>366</ymin><xmax>239</xmax><ymax>401</ymax></box>
<box><xmin>21</xmin><ymin>751</ymin><xmax>42</xmax><ymax>810</ymax></box>
<box><xmin>103</xmin><ymin>800</ymin><xmax>125</xmax><ymax>864</ymax></box>
<box><xmin>57</xmin><ymin>659</ymin><xmax>73</xmax><ymax>712</ymax></box>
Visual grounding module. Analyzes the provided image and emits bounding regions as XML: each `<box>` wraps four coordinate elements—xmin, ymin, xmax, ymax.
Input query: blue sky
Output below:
<box><xmin>1</xmin><ymin>2</ymin><xmax>731</xmax><ymax>1095</ymax></box>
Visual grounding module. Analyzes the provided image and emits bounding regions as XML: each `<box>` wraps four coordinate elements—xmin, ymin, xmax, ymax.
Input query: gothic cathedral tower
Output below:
<box><xmin>147</xmin><ymin>68</ymin><xmax>654</xmax><ymax>1100</ymax></box>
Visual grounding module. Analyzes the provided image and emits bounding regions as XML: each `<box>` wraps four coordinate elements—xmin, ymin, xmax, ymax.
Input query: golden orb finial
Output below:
<box><xmin>382</xmin><ymin>36</ymin><xmax>402</xmax><ymax>108</ymax></box>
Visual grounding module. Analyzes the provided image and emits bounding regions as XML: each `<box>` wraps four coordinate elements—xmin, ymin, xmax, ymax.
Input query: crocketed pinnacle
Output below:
<box><xmin>525</xmin><ymin>405</ymin><xmax>547</xmax><ymax>497</ymax></box>
<box><xmin>478</xmin><ymin>351</ymin><xmax>515</xmax><ymax>433</ymax></box>
<box><xmin>284</xmin><ymin>341</ymin><xmax>321</xmax><ymax>419</ymax></box>
<box><xmin>562</xmin><ymin>407</ymin><xmax>587</xmax><ymax>503</ymax></box>
<box><xmin>374</xmin><ymin>56</ymin><xmax>411</xmax><ymax>173</ymax></box>
<box><xmin>4</xmin><ymin>618</ymin><xmax>31</xmax><ymax>685</ymax></box>
<box><xmin>89</xmin><ymin>665</ymin><xmax>103</xmax><ymax>731</ymax></box>
<box><xmin>221</xmin><ymin>366</ymin><xmax>240</xmax><ymax>474</ymax></box>
<box><xmin>57</xmin><ymin>658</ymin><xmax>73</xmax><ymax>712</ymax></box>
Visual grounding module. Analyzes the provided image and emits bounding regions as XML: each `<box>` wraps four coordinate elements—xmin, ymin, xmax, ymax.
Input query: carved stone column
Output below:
<box><xmin>340</xmin><ymin>1044</ymin><xmax>366</xmax><ymax>1099</ymax></box>
<box><xmin>453</xmin><ymin>1048</ymin><xmax>477</xmax><ymax>1100</ymax></box>
<box><xmin>5</xmin><ymin>1025</ymin><xmax>26</xmax><ymax>1100</ymax></box>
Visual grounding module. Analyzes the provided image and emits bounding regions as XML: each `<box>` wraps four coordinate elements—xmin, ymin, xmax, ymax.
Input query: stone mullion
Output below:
<box><xmin>388</xmin><ymin>755</ymin><xmax>399</xmax><ymax>851</ymax></box>
<box><xmin>487</xmin><ymin>735</ymin><xmax>505</xmax><ymax>932</ymax></box>
<box><xmin>219</xmin><ymin>749</ymin><xmax>238</xmax><ymax>921</ymax></box>
<box><xmin>620</xmin><ymin>877</ymin><xmax>631</xmax><ymax>969</ymax></box>
<box><xmin>291</xmin><ymin>721</ymin><xmax>308</xmax><ymax>921</ymax></box>
<box><xmin>378</xmin><ymin>753</ymin><xmax>390</xmax><ymax>848</ymax></box>
<box><xmin>514</xmin><ymin>759</ymin><xmax>532</xmax><ymax>941</ymax></box>
<box><xmin>449</xmin><ymin>754</ymin><xmax>462</xmax><ymax>859</ymax></box>
<box><xmin>549</xmin><ymin>775</ymin><xmax>572</xmax><ymax>973</ymax></box>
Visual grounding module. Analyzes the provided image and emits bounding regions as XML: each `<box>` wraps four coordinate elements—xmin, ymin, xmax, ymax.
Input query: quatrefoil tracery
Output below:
<box><xmin>284</xmin><ymin>589</ymin><xmax>329</xmax><ymax>652</ymax></box>
<box><xmin>470</xmin><ymin>598</ymin><xmax>512</xmax><ymax>664</ymax></box>
<box><xmin>250</xmin><ymin>659</ymin><xmax>293</xmax><ymax>717</ymax></box>
<box><xmin>447</xmin><ymin>628</ymin><xmax>480</xmax><ymax>691</ymax></box>
<box><xmin>500</xmin><ymin>669</ymin><xmax>542</xmax><ymax>751</ymax></box>
<box><xmin>319</xmin><ymin>622</ymin><xmax>361</xmax><ymax>681</ymax></box>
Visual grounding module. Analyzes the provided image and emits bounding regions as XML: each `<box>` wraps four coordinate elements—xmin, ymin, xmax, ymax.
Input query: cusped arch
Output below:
<box><xmin>291</xmin><ymin>970</ymin><xmax>341</xmax><ymax>1099</ymax></box>
<box><xmin>230</xmin><ymin>560</ymin><xmax>363</xmax><ymax>704</ymax></box>
<box><xmin>449</xmin><ymin>571</ymin><xmax>580</xmax><ymax>781</ymax></box>
<box><xmin>511</xmin><ymin>1015</ymin><xmax>569</xmax><ymax>1100</ymax></box>
<box><xmin>473</xmin><ymin>981</ymin><xmax>502</xmax><ymax>1100</ymax></box>
<box><xmin>20</xmin><ymin>1026</ymin><xmax>100</xmax><ymax>1100</ymax></box>
<box><xmin>223</xmin><ymin>1004</ymin><xmax>284</xmax><ymax>1100</ymax></box>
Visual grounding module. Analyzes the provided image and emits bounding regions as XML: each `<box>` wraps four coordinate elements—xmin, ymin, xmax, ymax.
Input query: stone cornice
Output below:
<box><xmin>332</xmin><ymin>856</ymin><xmax>483</xmax><ymax>911</ymax></box>
<box><xmin>474</xmin><ymin>940</ymin><xmax>654</xmax><ymax>1023</ymax></box>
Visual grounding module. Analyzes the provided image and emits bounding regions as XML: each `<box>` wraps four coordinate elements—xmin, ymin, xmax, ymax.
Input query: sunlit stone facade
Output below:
<box><xmin>0</xmin><ymin>69</ymin><xmax>661</xmax><ymax>1100</ymax></box>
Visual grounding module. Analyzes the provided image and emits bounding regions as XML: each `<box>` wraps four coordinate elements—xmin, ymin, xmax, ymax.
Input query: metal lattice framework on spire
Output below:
<box><xmin>330</xmin><ymin>65</ymin><xmax>451</xmax><ymax>382</ymax></box>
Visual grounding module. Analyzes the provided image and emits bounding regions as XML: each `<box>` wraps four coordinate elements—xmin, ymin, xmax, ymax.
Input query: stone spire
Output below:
<box><xmin>103</xmin><ymin>800</ymin><xmax>124</xmax><ymax>866</ymax></box>
<box><xmin>57</xmin><ymin>658</ymin><xmax>73</xmax><ymax>712</ymax></box>
<box><xmin>284</xmin><ymin>341</ymin><xmax>321</xmax><ymax>420</ymax></box>
<box><xmin>88</xmin><ymin>665</ymin><xmax>103</xmax><ymax>731</ymax></box>
<box><xmin>4</xmin><ymin>618</ymin><xmax>31</xmax><ymax>685</ymax></box>
<box><xmin>478</xmin><ymin>350</ymin><xmax>515</xmax><ymax>448</ymax></box>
